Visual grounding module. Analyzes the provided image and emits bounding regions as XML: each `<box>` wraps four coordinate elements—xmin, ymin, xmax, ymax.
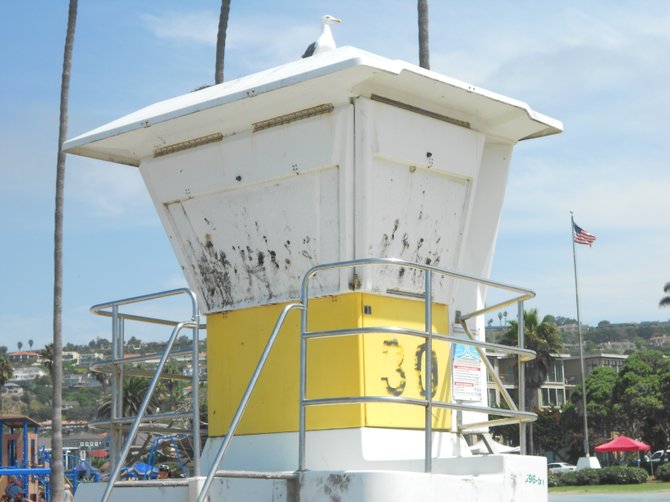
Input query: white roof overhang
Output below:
<box><xmin>64</xmin><ymin>46</ymin><xmax>562</xmax><ymax>167</ymax></box>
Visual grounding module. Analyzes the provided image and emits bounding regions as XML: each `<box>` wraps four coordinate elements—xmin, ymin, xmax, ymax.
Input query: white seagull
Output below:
<box><xmin>302</xmin><ymin>15</ymin><xmax>342</xmax><ymax>58</ymax></box>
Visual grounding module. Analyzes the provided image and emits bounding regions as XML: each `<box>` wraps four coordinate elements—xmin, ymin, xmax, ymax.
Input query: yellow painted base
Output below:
<box><xmin>207</xmin><ymin>293</ymin><xmax>451</xmax><ymax>437</ymax></box>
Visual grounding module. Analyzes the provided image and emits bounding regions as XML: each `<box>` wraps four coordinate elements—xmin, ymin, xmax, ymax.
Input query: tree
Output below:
<box><xmin>215</xmin><ymin>0</ymin><xmax>231</xmax><ymax>84</ymax></box>
<box><xmin>533</xmin><ymin>407</ymin><xmax>566</xmax><ymax>460</ymax></box>
<box><xmin>17</xmin><ymin>341</ymin><xmax>23</xmax><ymax>351</ymax></box>
<box><xmin>97</xmin><ymin>376</ymin><xmax>163</xmax><ymax>419</ymax></box>
<box><xmin>611</xmin><ymin>350</ymin><xmax>670</xmax><ymax>443</ymax></box>
<box><xmin>501</xmin><ymin>309</ymin><xmax>563</xmax><ymax>454</ymax></box>
<box><xmin>0</xmin><ymin>357</ymin><xmax>13</xmax><ymax>388</ymax></box>
<box><xmin>41</xmin><ymin>343</ymin><xmax>54</xmax><ymax>374</ymax></box>
<box><xmin>52</xmin><ymin>1</ymin><xmax>78</xmax><ymax>498</ymax></box>
<box><xmin>569</xmin><ymin>366</ymin><xmax>618</xmax><ymax>448</ymax></box>
<box><xmin>28</xmin><ymin>339</ymin><xmax>34</xmax><ymax>350</ymax></box>
<box><xmin>660</xmin><ymin>282</ymin><xmax>670</xmax><ymax>308</ymax></box>
<box><xmin>417</xmin><ymin>0</ymin><xmax>430</xmax><ymax>69</ymax></box>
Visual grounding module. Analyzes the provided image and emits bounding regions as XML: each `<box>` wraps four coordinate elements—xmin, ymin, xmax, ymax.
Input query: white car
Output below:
<box><xmin>547</xmin><ymin>462</ymin><xmax>576</xmax><ymax>474</ymax></box>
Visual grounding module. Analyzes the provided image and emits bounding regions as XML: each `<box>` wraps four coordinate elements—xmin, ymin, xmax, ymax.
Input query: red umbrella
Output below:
<box><xmin>90</xmin><ymin>449</ymin><xmax>109</xmax><ymax>458</ymax></box>
<box><xmin>594</xmin><ymin>435</ymin><xmax>650</xmax><ymax>452</ymax></box>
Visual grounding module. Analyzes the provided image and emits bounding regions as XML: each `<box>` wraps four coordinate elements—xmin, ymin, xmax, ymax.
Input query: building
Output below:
<box><xmin>486</xmin><ymin>352</ymin><xmax>570</xmax><ymax>409</ymax></box>
<box><xmin>63</xmin><ymin>351</ymin><xmax>81</xmax><ymax>365</ymax></box>
<box><xmin>10</xmin><ymin>366</ymin><xmax>47</xmax><ymax>383</ymax></box>
<box><xmin>649</xmin><ymin>335</ymin><xmax>670</xmax><ymax>347</ymax></box>
<box><xmin>7</xmin><ymin>351</ymin><xmax>41</xmax><ymax>364</ymax></box>
<box><xmin>79</xmin><ymin>352</ymin><xmax>105</xmax><ymax>365</ymax></box>
<box><xmin>0</xmin><ymin>382</ymin><xmax>24</xmax><ymax>397</ymax></box>
<box><xmin>63</xmin><ymin>372</ymin><xmax>102</xmax><ymax>388</ymax></box>
<box><xmin>563</xmin><ymin>353</ymin><xmax>628</xmax><ymax>387</ymax></box>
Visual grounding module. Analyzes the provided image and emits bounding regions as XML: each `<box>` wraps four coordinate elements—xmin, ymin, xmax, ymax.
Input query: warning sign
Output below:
<box><xmin>451</xmin><ymin>326</ymin><xmax>483</xmax><ymax>402</ymax></box>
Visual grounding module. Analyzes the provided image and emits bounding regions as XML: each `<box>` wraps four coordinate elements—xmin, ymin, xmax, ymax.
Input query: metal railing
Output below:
<box><xmin>298</xmin><ymin>258</ymin><xmax>537</xmax><ymax>472</ymax></box>
<box><xmin>89</xmin><ymin>288</ymin><xmax>202</xmax><ymax>502</ymax></box>
<box><xmin>195</xmin><ymin>257</ymin><xmax>536</xmax><ymax>500</ymax></box>
<box><xmin>195</xmin><ymin>303</ymin><xmax>303</xmax><ymax>502</ymax></box>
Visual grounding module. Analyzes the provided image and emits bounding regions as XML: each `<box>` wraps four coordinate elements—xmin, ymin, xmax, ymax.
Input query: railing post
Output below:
<box><xmin>196</xmin><ymin>304</ymin><xmax>302</xmax><ymax>502</ymax></box>
<box><xmin>192</xmin><ymin>305</ymin><xmax>201</xmax><ymax>477</ymax></box>
<box><xmin>424</xmin><ymin>269</ymin><xmax>433</xmax><ymax>473</ymax></box>
<box><xmin>299</xmin><ymin>279</ymin><xmax>309</xmax><ymax>471</ymax></box>
<box><xmin>110</xmin><ymin>305</ymin><xmax>123</xmax><ymax>470</ymax></box>
<box><xmin>517</xmin><ymin>301</ymin><xmax>526</xmax><ymax>455</ymax></box>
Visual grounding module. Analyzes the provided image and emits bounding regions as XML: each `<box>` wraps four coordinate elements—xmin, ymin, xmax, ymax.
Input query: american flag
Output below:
<box><xmin>573</xmin><ymin>222</ymin><xmax>596</xmax><ymax>246</ymax></box>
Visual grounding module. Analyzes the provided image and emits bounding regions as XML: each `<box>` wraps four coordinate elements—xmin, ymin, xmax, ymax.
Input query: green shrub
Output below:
<box><xmin>627</xmin><ymin>467</ymin><xmax>650</xmax><ymax>484</ymax></box>
<box><xmin>598</xmin><ymin>466</ymin><xmax>648</xmax><ymax>484</ymax></box>
<box><xmin>656</xmin><ymin>463</ymin><xmax>670</xmax><ymax>482</ymax></box>
<box><xmin>559</xmin><ymin>469</ymin><xmax>600</xmax><ymax>486</ymax></box>
<box><xmin>547</xmin><ymin>472</ymin><xmax>559</xmax><ymax>487</ymax></box>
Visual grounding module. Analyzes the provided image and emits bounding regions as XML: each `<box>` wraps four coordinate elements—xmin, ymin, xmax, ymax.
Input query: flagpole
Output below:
<box><xmin>571</xmin><ymin>211</ymin><xmax>590</xmax><ymax>457</ymax></box>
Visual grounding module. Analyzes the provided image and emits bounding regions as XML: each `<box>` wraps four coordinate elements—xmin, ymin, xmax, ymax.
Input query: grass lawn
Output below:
<box><xmin>550</xmin><ymin>481</ymin><xmax>670</xmax><ymax>494</ymax></box>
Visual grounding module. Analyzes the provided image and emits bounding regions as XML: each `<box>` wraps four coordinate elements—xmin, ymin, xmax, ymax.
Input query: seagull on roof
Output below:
<box><xmin>302</xmin><ymin>15</ymin><xmax>342</xmax><ymax>58</ymax></box>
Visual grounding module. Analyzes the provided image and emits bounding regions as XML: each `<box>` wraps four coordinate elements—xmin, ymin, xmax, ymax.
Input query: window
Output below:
<box><xmin>488</xmin><ymin>388</ymin><xmax>498</xmax><ymax>407</ymax></box>
<box><xmin>545</xmin><ymin>361</ymin><xmax>564</xmax><ymax>383</ymax></box>
<box><xmin>541</xmin><ymin>388</ymin><xmax>565</xmax><ymax>407</ymax></box>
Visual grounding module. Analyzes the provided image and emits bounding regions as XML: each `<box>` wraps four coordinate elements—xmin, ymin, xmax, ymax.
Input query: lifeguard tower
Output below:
<box><xmin>65</xmin><ymin>47</ymin><xmax>562</xmax><ymax>501</ymax></box>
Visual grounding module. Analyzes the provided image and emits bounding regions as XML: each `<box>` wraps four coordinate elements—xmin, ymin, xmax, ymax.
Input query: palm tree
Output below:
<box><xmin>52</xmin><ymin>1</ymin><xmax>78</xmax><ymax>499</ymax></box>
<box><xmin>17</xmin><ymin>341</ymin><xmax>23</xmax><ymax>351</ymax></box>
<box><xmin>498</xmin><ymin>312</ymin><xmax>503</xmax><ymax>326</ymax></box>
<box><xmin>41</xmin><ymin>344</ymin><xmax>54</xmax><ymax>374</ymax></box>
<box><xmin>0</xmin><ymin>357</ymin><xmax>13</xmax><ymax>388</ymax></box>
<box><xmin>215</xmin><ymin>0</ymin><xmax>231</xmax><ymax>84</ymax></box>
<box><xmin>0</xmin><ymin>357</ymin><xmax>13</xmax><ymax>412</ymax></box>
<box><xmin>503</xmin><ymin>311</ymin><xmax>508</xmax><ymax>325</ymax></box>
<box><xmin>660</xmin><ymin>282</ymin><xmax>670</xmax><ymax>307</ymax></box>
<box><xmin>501</xmin><ymin>309</ymin><xmax>563</xmax><ymax>454</ymax></box>
<box><xmin>28</xmin><ymin>339</ymin><xmax>34</xmax><ymax>350</ymax></box>
<box><xmin>97</xmin><ymin>376</ymin><xmax>163</xmax><ymax>419</ymax></box>
<box><xmin>417</xmin><ymin>0</ymin><xmax>430</xmax><ymax>69</ymax></box>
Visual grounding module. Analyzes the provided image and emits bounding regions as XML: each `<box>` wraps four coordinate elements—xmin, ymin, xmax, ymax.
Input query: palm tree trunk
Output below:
<box><xmin>215</xmin><ymin>0</ymin><xmax>231</xmax><ymax>84</ymax></box>
<box><xmin>52</xmin><ymin>1</ymin><xmax>78</xmax><ymax>499</ymax></box>
<box><xmin>418</xmin><ymin>0</ymin><xmax>430</xmax><ymax>69</ymax></box>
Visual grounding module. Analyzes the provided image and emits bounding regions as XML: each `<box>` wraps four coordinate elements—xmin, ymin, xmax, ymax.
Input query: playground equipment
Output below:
<box><xmin>0</xmin><ymin>415</ymin><xmax>50</xmax><ymax>501</ymax></box>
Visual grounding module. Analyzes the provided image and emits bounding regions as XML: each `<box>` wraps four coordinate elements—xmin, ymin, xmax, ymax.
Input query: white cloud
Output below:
<box><xmin>66</xmin><ymin>158</ymin><xmax>158</xmax><ymax>224</ymax></box>
<box><xmin>140</xmin><ymin>11</ymin><xmax>218</xmax><ymax>46</ymax></box>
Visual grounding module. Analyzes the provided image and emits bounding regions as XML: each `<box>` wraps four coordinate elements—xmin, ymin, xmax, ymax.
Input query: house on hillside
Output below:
<box><xmin>79</xmin><ymin>352</ymin><xmax>104</xmax><ymax>365</ymax></box>
<box><xmin>649</xmin><ymin>335</ymin><xmax>670</xmax><ymax>347</ymax></box>
<box><xmin>10</xmin><ymin>366</ymin><xmax>47</xmax><ymax>383</ymax></box>
<box><xmin>63</xmin><ymin>372</ymin><xmax>102</xmax><ymax>388</ymax></box>
<box><xmin>63</xmin><ymin>351</ymin><xmax>81</xmax><ymax>365</ymax></box>
<box><xmin>0</xmin><ymin>382</ymin><xmax>24</xmax><ymax>397</ymax></box>
<box><xmin>7</xmin><ymin>351</ymin><xmax>41</xmax><ymax>364</ymax></box>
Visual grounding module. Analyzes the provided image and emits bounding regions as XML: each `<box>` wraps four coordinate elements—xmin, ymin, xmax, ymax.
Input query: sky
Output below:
<box><xmin>1</xmin><ymin>1</ymin><xmax>669</xmax><ymax>350</ymax></box>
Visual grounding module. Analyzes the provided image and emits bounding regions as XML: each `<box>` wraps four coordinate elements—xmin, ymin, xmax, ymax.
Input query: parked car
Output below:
<box><xmin>547</xmin><ymin>462</ymin><xmax>576</xmax><ymax>474</ymax></box>
<box><xmin>633</xmin><ymin>450</ymin><xmax>670</xmax><ymax>473</ymax></box>
<box><xmin>647</xmin><ymin>450</ymin><xmax>670</xmax><ymax>471</ymax></box>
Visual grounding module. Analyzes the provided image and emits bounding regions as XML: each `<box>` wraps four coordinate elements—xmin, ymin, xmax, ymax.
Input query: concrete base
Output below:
<box><xmin>201</xmin><ymin>429</ymin><xmax>473</xmax><ymax>472</ymax></box>
<box><xmin>576</xmin><ymin>456</ymin><xmax>601</xmax><ymax>470</ymax></box>
<box><xmin>74</xmin><ymin>455</ymin><xmax>547</xmax><ymax>502</ymax></box>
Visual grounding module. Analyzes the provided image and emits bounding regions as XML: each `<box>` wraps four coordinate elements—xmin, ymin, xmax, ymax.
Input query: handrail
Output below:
<box><xmin>196</xmin><ymin>303</ymin><xmax>303</xmax><ymax>502</ymax></box>
<box><xmin>101</xmin><ymin>320</ymin><xmax>196</xmax><ymax>502</ymax></box>
<box><xmin>89</xmin><ymin>288</ymin><xmax>201</xmax><ymax>502</ymax></box>
<box><xmin>298</xmin><ymin>258</ymin><xmax>536</xmax><ymax>472</ymax></box>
